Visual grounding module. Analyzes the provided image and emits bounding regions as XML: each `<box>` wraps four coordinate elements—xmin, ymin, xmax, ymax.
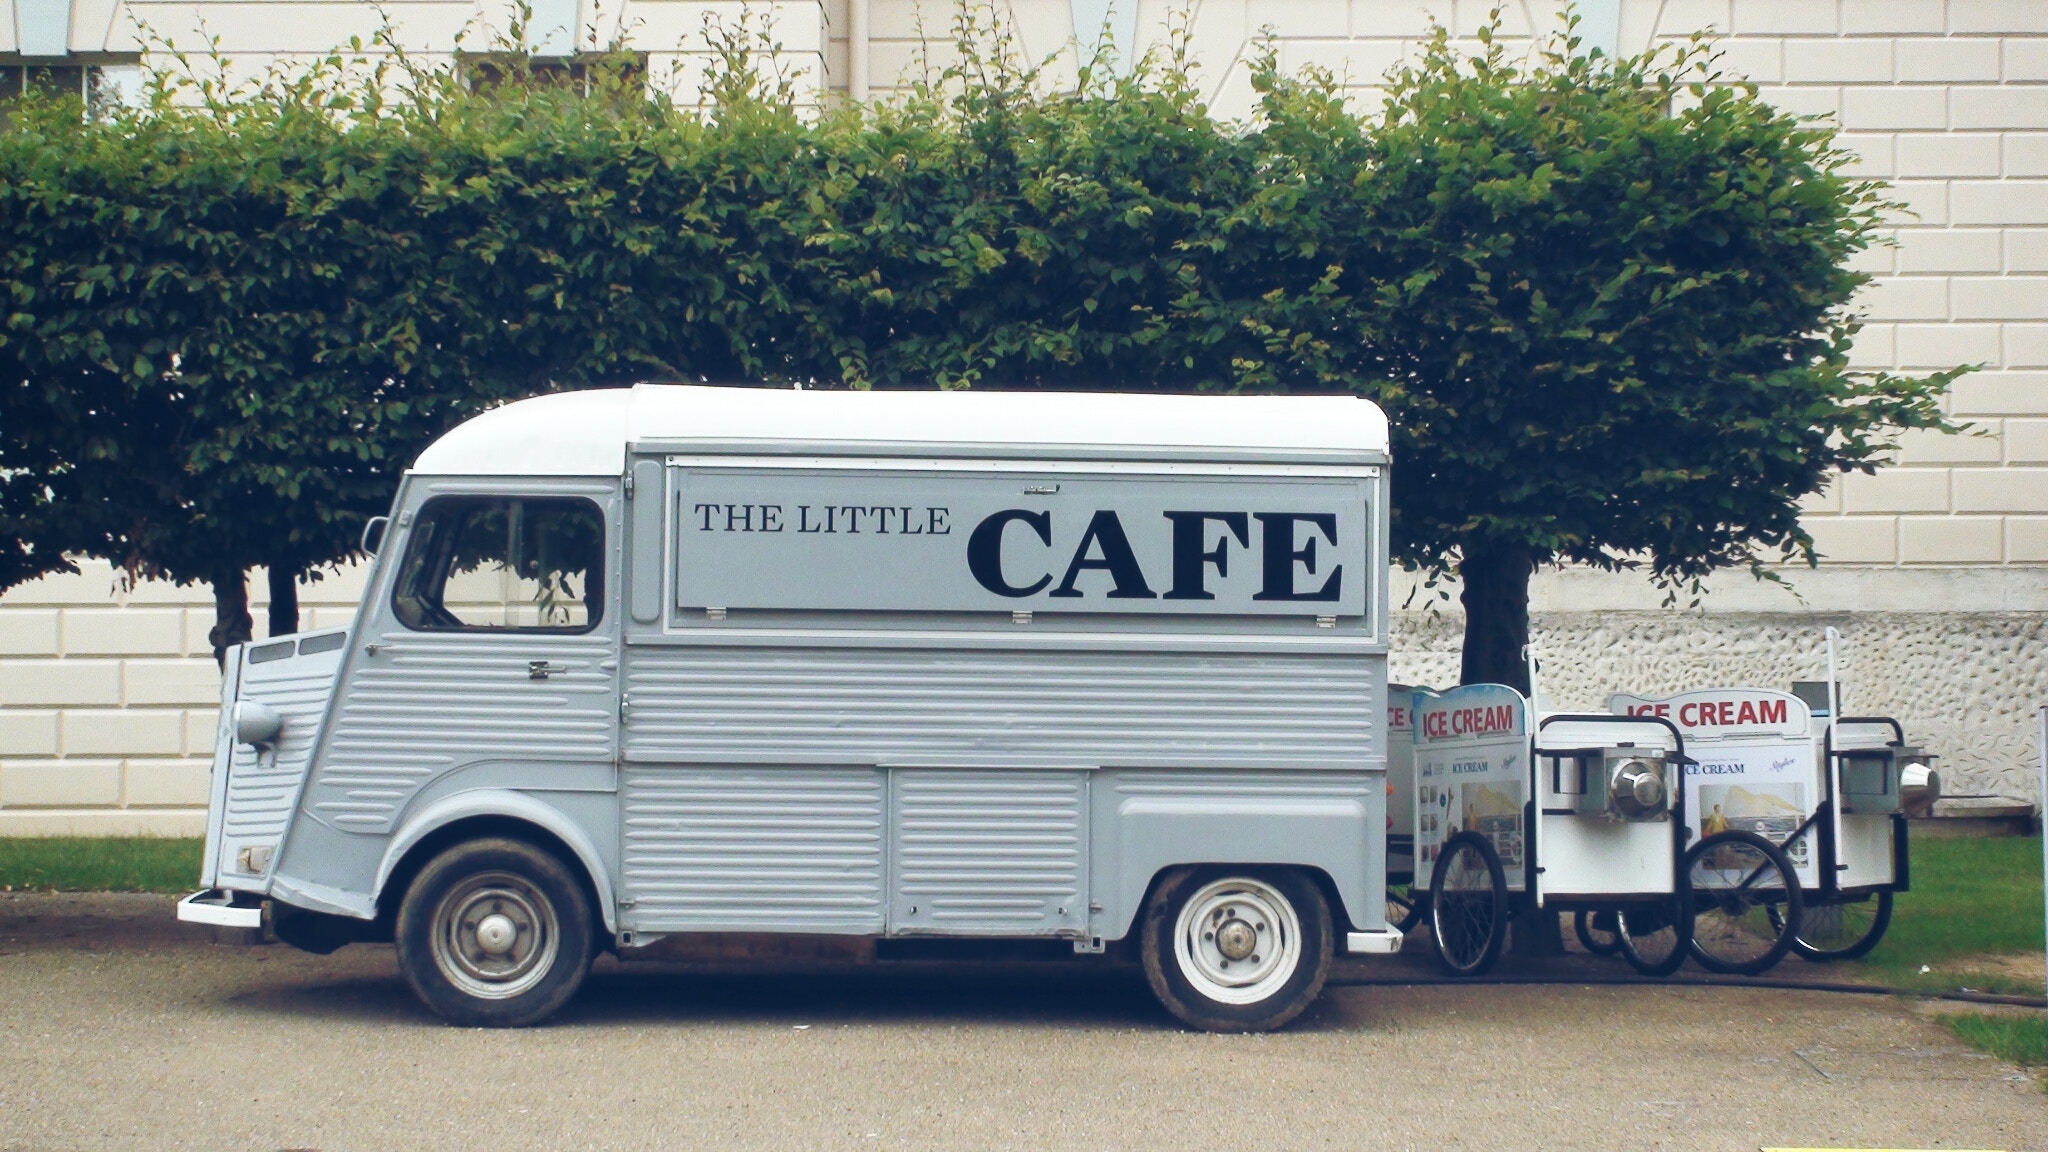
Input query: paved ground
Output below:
<box><xmin>0</xmin><ymin>895</ymin><xmax>2042</xmax><ymax>1151</ymax></box>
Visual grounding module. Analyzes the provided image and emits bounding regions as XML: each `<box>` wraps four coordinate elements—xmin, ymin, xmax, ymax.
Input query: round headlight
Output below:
<box><xmin>1609</xmin><ymin>758</ymin><xmax>1668</xmax><ymax>820</ymax></box>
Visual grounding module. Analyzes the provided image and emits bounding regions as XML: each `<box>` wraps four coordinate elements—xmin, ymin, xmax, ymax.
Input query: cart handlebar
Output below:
<box><xmin>1833</xmin><ymin>715</ymin><xmax>1906</xmax><ymax>747</ymax></box>
<box><xmin>1535</xmin><ymin>712</ymin><xmax>1691</xmax><ymax>764</ymax></box>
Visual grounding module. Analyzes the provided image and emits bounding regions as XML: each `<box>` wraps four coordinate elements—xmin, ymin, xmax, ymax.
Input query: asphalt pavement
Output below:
<box><xmin>0</xmin><ymin>894</ymin><xmax>2041</xmax><ymax>1151</ymax></box>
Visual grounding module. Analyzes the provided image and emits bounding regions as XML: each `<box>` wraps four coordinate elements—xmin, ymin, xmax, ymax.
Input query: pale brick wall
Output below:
<box><xmin>0</xmin><ymin>562</ymin><xmax>366</xmax><ymax>836</ymax></box>
<box><xmin>3</xmin><ymin>0</ymin><xmax>2045</xmax><ymax>831</ymax></box>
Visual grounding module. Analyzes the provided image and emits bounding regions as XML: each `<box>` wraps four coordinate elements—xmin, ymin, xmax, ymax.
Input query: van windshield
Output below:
<box><xmin>393</xmin><ymin>496</ymin><xmax>604</xmax><ymax>632</ymax></box>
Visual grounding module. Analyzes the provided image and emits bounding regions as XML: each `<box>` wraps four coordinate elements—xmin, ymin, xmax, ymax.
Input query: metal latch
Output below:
<box><xmin>529</xmin><ymin>660</ymin><xmax>566</xmax><ymax>681</ymax></box>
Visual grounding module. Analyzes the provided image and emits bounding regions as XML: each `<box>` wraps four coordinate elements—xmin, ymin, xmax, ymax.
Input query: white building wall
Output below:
<box><xmin>3</xmin><ymin>0</ymin><xmax>2045</xmax><ymax>832</ymax></box>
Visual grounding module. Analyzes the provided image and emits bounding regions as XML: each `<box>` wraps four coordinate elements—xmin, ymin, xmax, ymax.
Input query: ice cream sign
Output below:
<box><xmin>1417</xmin><ymin>694</ymin><xmax>1525</xmax><ymax>742</ymax></box>
<box><xmin>1610</xmin><ymin>688</ymin><xmax>1810</xmax><ymax>740</ymax></box>
<box><xmin>1413</xmin><ymin>684</ymin><xmax>1528</xmax><ymax>890</ymax></box>
<box><xmin>1609</xmin><ymin>688</ymin><xmax>1820</xmax><ymax>884</ymax></box>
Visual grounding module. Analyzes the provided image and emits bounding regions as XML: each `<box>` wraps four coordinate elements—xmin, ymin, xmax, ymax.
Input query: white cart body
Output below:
<box><xmin>1530</xmin><ymin>711</ymin><xmax>1687</xmax><ymax>907</ymax></box>
<box><xmin>1412</xmin><ymin>684</ymin><xmax>1529</xmax><ymax>895</ymax></box>
<box><xmin>1612</xmin><ymin>688</ymin><xmax>1907</xmax><ymax>899</ymax></box>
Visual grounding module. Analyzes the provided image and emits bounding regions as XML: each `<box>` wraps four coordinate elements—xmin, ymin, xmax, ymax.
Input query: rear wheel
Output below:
<box><xmin>1686</xmin><ymin>830</ymin><xmax>1803</xmax><ymax>976</ymax></box>
<box><xmin>1616</xmin><ymin>890</ymin><xmax>1692</xmax><ymax>978</ymax></box>
<box><xmin>1777</xmin><ymin>891</ymin><xmax>1892</xmax><ymax>962</ymax></box>
<box><xmin>1428</xmin><ymin>832</ymin><xmax>1508</xmax><ymax>978</ymax></box>
<box><xmin>1573</xmin><ymin>909</ymin><xmax>1621</xmax><ymax>957</ymax></box>
<box><xmin>1141</xmin><ymin>867</ymin><xmax>1332</xmax><ymax>1032</ymax></box>
<box><xmin>1386</xmin><ymin>883</ymin><xmax>1425</xmax><ymax>934</ymax></box>
<box><xmin>395</xmin><ymin>837</ymin><xmax>595</xmax><ymax>1027</ymax></box>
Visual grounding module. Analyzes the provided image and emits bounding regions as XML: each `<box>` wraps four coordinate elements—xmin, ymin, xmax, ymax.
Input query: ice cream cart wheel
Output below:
<box><xmin>1386</xmin><ymin>884</ymin><xmax>1425</xmax><ymax>934</ymax></box>
<box><xmin>1771</xmin><ymin>891</ymin><xmax>1892</xmax><ymax>963</ymax></box>
<box><xmin>1427</xmin><ymin>832</ymin><xmax>1507</xmax><ymax>978</ymax></box>
<box><xmin>1573</xmin><ymin>909</ymin><xmax>1621</xmax><ymax>957</ymax></box>
<box><xmin>1140</xmin><ymin>866</ymin><xmax>1333</xmax><ymax>1032</ymax></box>
<box><xmin>1616</xmin><ymin>891</ymin><xmax>1693</xmax><ymax>977</ymax></box>
<box><xmin>1684</xmin><ymin>830</ymin><xmax>1804</xmax><ymax>977</ymax></box>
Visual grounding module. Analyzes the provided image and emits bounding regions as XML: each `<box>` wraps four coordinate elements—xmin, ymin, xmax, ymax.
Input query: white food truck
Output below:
<box><xmin>178</xmin><ymin>385</ymin><xmax>1403</xmax><ymax>1030</ymax></box>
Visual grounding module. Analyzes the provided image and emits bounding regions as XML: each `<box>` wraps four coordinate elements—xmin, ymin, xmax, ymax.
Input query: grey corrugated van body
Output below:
<box><xmin>182</xmin><ymin>385</ymin><xmax>1398</xmax><ymax>1029</ymax></box>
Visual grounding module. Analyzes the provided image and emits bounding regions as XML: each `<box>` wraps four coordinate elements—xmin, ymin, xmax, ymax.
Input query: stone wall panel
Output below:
<box><xmin>1391</xmin><ymin>609</ymin><xmax>2048</xmax><ymax>802</ymax></box>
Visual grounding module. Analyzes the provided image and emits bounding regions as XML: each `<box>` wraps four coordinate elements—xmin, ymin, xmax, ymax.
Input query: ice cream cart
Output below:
<box><xmin>1410</xmin><ymin>684</ymin><xmax>1713</xmax><ymax>977</ymax></box>
<box><xmin>1614</xmin><ymin>669</ymin><xmax>1931</xmax><ymax>965</ymax></box>
<box><xmin>1608</xmin><ymin>688</ymin><xmax>1814</xmax><ymax>974</ymax></box>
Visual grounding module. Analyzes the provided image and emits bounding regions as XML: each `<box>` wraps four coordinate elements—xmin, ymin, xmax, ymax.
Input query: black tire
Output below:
<box><xmin>1387</xmin><ymin>883</ymin><xmax>1426</xmax><ymax>934</ymax></box>
<box><xmin>1616</xmin><ymin>890</ymin><xmax>1693</xmax><ymax>978</ymax></box>
<box><xmin>1140</xmin><ymin>866</ymin><xmax>1333</xmax><ymax>1032</ymax></box>
<box><xmin>395</xmin><ymin>837</ymin><xmax>595</xmax><ymax>1027</ymax></box>
<box><xmin>1428</xmin><ymin>832</ymin><xmax>1508</xmax><ymax>978</ymax></box>
<box><xmin>1573</xmin><ymin>909</ymin><xmax>1621</xmax><ymax>957</ymax></box>
<box><xmin>1685</xmin><ymin>829</ymin><xmax>1804</xmax><ymax>976</ymax></box>
<box><xmin>1778</xmin><ymin>891</ymin><xmax>1893</xmax><ymax>962</ymax></box>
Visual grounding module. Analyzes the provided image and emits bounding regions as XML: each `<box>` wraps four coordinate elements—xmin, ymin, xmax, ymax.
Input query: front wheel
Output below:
<box><xmin>1686</xmin><ymin>830</ymin><xmax>1803</xmax><ymax>976</ymax></box>
<box><xmin>1141</xmin><ymin>867</ymin><xmax>1332</xmax><ymax>1032</ymax></box>
<box><xmin>1428</xmin><ymin>832</ymin><xmax>1508</xmax><ymax>977</ymax></box>
<box><xmin>395</xmin><ymin>837</ymin><xmax>595</xmax><ymax>1027</ymax></box>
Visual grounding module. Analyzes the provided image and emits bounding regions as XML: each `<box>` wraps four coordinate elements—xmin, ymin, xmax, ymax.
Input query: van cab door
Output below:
<box><xmin>306</xmin><ymin>482</ymin><xmax>621</xmax><ymax>839</ymax></box>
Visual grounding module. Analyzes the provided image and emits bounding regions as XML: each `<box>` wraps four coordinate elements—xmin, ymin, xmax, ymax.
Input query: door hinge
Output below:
<box><xmin>623</xmin><ymin>472</ymin><xmax>635</xmax><ymax>498</ymax></box>
<box><xmin>619</xmin><ymin>693</ymin><xmax>632</xmax><ymax>721</ymax></box>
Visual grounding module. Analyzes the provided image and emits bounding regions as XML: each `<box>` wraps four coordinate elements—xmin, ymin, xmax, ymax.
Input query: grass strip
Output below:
<box><xmin>0</xmin><ymin>837</ymin><xmax>202</xmax><ymax>894</ymax></box>
<box><xmin>1936</xmin><ymin>1013</ymin><xmax>2048</xmax><ymax>1070</ymax></box>
<box><xmin>1845</xmin><ymin>835</ymin><xmax>2044</xmax><ymax>996</ymax></box>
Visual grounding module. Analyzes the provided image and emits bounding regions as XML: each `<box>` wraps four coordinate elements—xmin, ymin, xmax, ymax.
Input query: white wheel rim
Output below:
<box><xmin>1172</xmin><ymin>878</ymin><xmax>1302</xmax><ymax>1006</ymax></box>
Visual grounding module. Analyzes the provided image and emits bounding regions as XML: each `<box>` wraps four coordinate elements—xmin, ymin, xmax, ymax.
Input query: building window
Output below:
<box><xmin>0</xmin><ymin>61</ymin><xmax>141</xmax><ymax>122</ymax></box>
<box><xmin>462</xmin><ymin>53</ymin><xmax>646</xmax><ymax>97</ymax></box>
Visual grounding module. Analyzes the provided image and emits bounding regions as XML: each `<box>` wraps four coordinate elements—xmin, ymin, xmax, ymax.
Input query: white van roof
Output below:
<box><xmin>410</xmin><ymin>384</ymin><xmax>1390</xmax><ymax>476</ymax></box>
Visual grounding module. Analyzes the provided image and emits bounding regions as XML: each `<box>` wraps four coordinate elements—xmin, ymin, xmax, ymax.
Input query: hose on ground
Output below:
<box><xmin>1323</xmin><ymin>973</ymin><xmax>2045</xmax><ymax>1009</ymax></box>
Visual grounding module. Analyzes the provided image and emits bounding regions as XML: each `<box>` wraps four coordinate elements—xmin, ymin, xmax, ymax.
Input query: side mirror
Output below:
<box><xmin>233</xmin><ymin>700</ymin><xmax>284</xmax><ymax>749</ymax></box>
<box><xmin>360</xmin><ymin>515</ymin><xmax>389</xmax><ymax>556</ymax></box>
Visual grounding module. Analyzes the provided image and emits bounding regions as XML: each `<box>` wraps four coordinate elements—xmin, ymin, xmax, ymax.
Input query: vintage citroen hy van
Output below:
<box><xmin>178</xmin><ymin>385</ymin><xmax>1399</xmax><ymax>1030</ymax></box>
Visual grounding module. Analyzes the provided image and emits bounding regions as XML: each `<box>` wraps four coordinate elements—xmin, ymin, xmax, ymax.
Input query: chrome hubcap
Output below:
<box><xmin>430</xmin><ymin>871</ymin><xmax>559</xmax><ymax>1001</ymax></box>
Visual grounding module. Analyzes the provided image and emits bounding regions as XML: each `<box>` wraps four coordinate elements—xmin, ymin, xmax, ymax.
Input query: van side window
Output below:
<box><xmin>392</xmin><ymin>497</ymin><xmax>605</xmax><ymax>632</ymax></box>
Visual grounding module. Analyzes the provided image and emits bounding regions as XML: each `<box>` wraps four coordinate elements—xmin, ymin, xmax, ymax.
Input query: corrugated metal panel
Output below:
<box><xmin>215</xmin><ymin>637</ymin><xmax>346</xmax><ymax>885</ymax></box>
<box><xmin>624</xmin><ymin>646</ymin><xmax>1375</xmax><ymax>768</ymax></box>
<box><xmin>310</xmin><ymin>633</ymin><xmax>616</xmax><ymax>833</ymax></box>
<box><xmin>620</xmin><ymin>766</ymin><xmax>886</xmax><ymax>933</ymax></box>
<box><xmin>1110</xmin><ymin>771</ymin><xmax>1376</xmax><ymax>801</ymax></box>
<box><xmin>890</xmin><ymin>770</ymin><xmax>1086</xmax><ymax>934</ymax></box>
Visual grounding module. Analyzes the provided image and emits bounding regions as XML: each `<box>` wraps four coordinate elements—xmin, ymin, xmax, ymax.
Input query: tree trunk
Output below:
<box><xmin>266</xmin><ymin>565</ymin><xmax>299</xmax><ymax>637</ymax></box>
<box><xmin>1459</xmin><ymin>541</ymin><xmax>1559</xmax><ymax>954</ymax></box>
<box><xmin>1457</xmin><ymin>541</ymin><xmax>1534</xmax><ymax>693</ymax></box>
<box><xmin>208</xmin><ymin>569</ymin><xmax>253</xmax><ymax>670</ymax></box>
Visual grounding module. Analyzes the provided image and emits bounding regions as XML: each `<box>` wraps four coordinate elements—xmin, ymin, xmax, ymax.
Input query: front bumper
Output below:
<box><xmin>177</xmin><ymin>889</ymin><xmax>264</xmax><ymax>929</ymax></box>
<box><xmin>1345</xmin><ymin>927</ymin><xmax>1404</xmax><ymax>955</ymax></box>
